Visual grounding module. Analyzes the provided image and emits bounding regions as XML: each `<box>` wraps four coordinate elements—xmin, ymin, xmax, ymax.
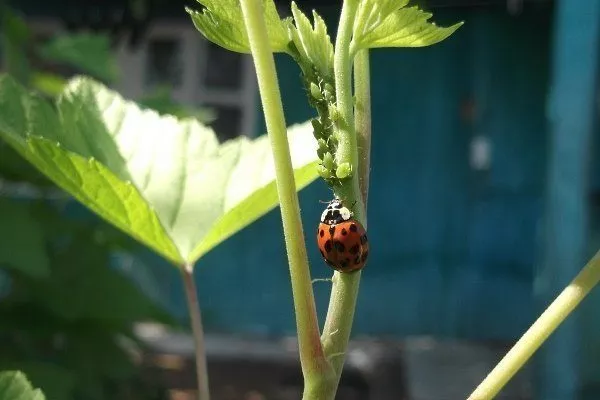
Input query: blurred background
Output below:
<box><xmin>1</xmin><ymin>0</ymin><xmax>599</xmax><ymax>399</ymax></box>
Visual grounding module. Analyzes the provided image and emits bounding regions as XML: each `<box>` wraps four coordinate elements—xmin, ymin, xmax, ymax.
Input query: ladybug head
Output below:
<box><xmin>320</xmin><ymin>198</ymin><xmax>352</xmax><ymax>224</ymax></box>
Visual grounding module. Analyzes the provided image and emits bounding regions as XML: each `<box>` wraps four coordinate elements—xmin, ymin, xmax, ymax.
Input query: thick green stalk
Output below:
<box><xmin>321</xmin><ymin>0</ymin><xmax>367</xmax><ymax>387</ymax></box>
<box><xmin>330</xmin><ymin>0</ymin><xmax>363</xmax><ymax>220</ymax></box>
<box><xmin>238</xmin><ymin>0</ymin><xmax>333</xmax><ymax>394</ymax></box>
<box><xmin>468</xmin><ymin>250</ymin><xmax>600</xmax><ymax>400</ymax></box>
<box><xmin>181</xmin><ymin>264</ymin><xmax>210</xmax><ymax>400</ymax></box>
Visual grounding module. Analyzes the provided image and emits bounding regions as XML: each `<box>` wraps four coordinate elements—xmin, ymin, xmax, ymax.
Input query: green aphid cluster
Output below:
<box><xmin>285</xmin><ymin>33</ymin><xmax>352</xmax><ymax>187</ymax></box>
<box><xmin>303</xmin><ymin>71</ymin><xmax>352</xmax><ymax>187</ymax></box>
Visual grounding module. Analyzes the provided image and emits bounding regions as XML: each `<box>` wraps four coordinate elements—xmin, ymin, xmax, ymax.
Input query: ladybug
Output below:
<box><xmin>317</xmin><ymin>198</ymin><xmax>369</xmax><ymax>272</ymax></box>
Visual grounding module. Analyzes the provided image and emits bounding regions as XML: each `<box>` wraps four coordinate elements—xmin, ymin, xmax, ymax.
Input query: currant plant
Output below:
<box><xmin>189</xmin><ymin>0</ymin><xmax>461</xmax><ymax>398</ymax></box>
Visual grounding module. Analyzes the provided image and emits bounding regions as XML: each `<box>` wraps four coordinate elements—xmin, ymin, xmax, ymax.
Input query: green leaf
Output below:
<box><xmin>0</xmin><ymin>365</ymin><xmax>73</xmax><ymax>400</ymax></box>
<box><xmin>189</xmin><ymin>133</ymin><xmax>319</xmax><ymax>261</ymax></box>
<box><xmin>29</xmin><ymin>235</ymin><xmax>174</xmax><ymax>324</ymax></box>
<box><xmin>0</xmin><ymin>6</ymin><xmax>31</xmax><ymax>83</ymax></box>
<box><xmin>352</xmin><ymin>0</ymin><xmax>463</xmax><ymax>52</ymax></box>
<box><xmin>62</xmin><ymin>333</ymin><xmax>136</xmax><ymax>381</ymax></box>
<box><xmin>37</xmin><ymin>33</ymin><xmax>118</xmax><ymax>82</ymax></box>
<box><xmin>0</xmin><ymin>371</ymin><xmax>45</xmax><ymax>400</ymax></box>
<box><xmin>186</xmin><ymin>0</ymin><xmax>290</xmax><ymax>54</ymax></box>
<box><xmin>288</xmin><ymin>2</ymin><xmax>334</xmax><ymax>80</ymax></box>
<box><xmin>0</xmin><ymin>75</ymin><xmax>320</xmax><ymax>266</ymax></box>
<box><xmin>0</xmin><ymin>199</ymin><xmax>50</xmax><ymax>278</ymax></box>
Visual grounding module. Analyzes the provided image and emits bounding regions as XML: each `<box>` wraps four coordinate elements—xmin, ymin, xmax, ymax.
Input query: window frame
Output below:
<box><xmin>17</xmin><ymin>18</ymin><xmax>259</xmax><ymax>139</ymax></box>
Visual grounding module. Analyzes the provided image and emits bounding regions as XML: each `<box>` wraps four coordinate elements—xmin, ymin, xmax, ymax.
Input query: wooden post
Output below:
<box><xmin>538</xmin><ymin>0</ymin><xmax>600</xmax><ymax>398</ymax></box>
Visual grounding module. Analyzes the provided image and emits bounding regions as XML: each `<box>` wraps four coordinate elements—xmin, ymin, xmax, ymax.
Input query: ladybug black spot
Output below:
<box><xmin>350</xmin><ymin>224</ymin><xmax>358</xmax><ymax>232</ymax></box>
<box><xmin>349</xmin><ymin>244</ymin><xmax>360</xmax><ymax>255</ymax></box>
<box><xmin>360</xmin><ymin>234</ymin><xmax>368</xmax><ymax>244</ymax></box>
<box><xmin>319</xmin><ymin>229</ymin><xmax>325</xmax><ymax>237</ymax></box>
<box><xmin>340</xmin><ymin>259</ymin><xmax>349</xmax><ymax>268</ymax></box>
<box><xmin>354</xmin><ymin>255</ymin><xmax>361</xmax><ymax>265</ymax></box>
<box><xmin>334</xmin><ymin>241</ymin><xmax>345</xmax><ymax>252</ymax></box>
<box><xmin>341</xmin><ymin>228</ymin><xmax>348</xmax><ymax>235</ymax></box>
<box><xmin>329</xmin><ymin>226</ymin><xmax>336</xmax><ymax>235</ymax></box>
<box><xmin>324</xmin><ymin>240</ymin><xmax>333</xmax><ymax>253</ymax></box>
<box><xmin>361</xmin><ymin>251</ymin><xmax>369</xmax><ymax>262</ymax></box>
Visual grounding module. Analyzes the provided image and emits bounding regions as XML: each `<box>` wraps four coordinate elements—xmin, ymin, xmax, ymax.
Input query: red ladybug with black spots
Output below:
<box><xmin>316</xmin><ymin>198</ymin><xmax>369</xmax><ymax>272</ymax></box>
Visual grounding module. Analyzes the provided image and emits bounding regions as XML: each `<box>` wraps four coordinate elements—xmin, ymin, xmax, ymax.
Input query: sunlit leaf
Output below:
<box><xmin>288</xmin><ymin>2</ymin><xmax>334</xmax><ymax>80</ymax></box>
<box><xmin>186</xmin><ymin>0</ymin><xmax>291</xmax><ymax>54</ymax></box>
<box><xmin>0</xmin><ymin>75</ymin><xmax>320</xmax><ymax>267</ymax></box>
<box><xmin>0</xmin><ymin>371</ymin><xmax>45</xmax><ymax>400</ymax></box>
<box><xmin>0</xmin><ymin>199</ymin><xmax>49</xmax><ymax>278</ymax></box>
<box><xmin>189</xmin><ymin>127</ymin><xmax>319</xmax><ymax>261</ymax></box>
<box><xmin>352</xmin><ymin>0</ymin><xmax>463</xmax><ymax>51</ymax></box>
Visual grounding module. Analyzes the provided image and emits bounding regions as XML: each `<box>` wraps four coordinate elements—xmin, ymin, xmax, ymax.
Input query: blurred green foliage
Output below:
<box><xmin>0</xmin><ymin>200</ymin><xmax>174</xmax><ymax>400</ymax></box>
<box><xmin>0</xmin><ymin>2</ymin><xmax>214</xmax><ymax>117</ymax></box>
<box><xmin>0</xmin><ymin>3</ymin><xmax>180</xmax><ymax>400</ymax></box>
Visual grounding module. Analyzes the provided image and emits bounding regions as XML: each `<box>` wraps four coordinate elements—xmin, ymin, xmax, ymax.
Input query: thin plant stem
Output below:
<box><xmin>181</xmin><ymin>264</ymin><xmax>210</xmax><ymax>400</ymax></box>
<box><xmin>321</xmin><ymin>0</ymin><xmax>368</xmax><ymax>388</ymax></box>
<box><xmin>468</xmin><ymin>250</ymin><xmax>600</xmax><ymax>400</ymax></box>
<box><xmin>238</xmin><ymin>0</ymin><xmax>334</xmax><ymax>396</ymax></box>
<box><xmin>354</xmin><ymin>50</ymin><xmax>371</xmax><ymax>209</ymax></box>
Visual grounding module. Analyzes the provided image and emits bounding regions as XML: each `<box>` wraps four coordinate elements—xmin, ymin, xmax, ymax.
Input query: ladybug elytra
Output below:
<box><xmin>316</xmin><ymin>198</ymin><xmax>369</xmax><ymax>273</ymax></box>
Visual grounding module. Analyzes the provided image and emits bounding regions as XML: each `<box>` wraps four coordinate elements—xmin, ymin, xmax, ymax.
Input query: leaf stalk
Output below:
<box><xmin>181</xmin><ymin>264</ymin><xmax>210</xmax><ymax>400</ymax></box>
<box><xmin>468</xmin><ymin>250</ymin><xmax>600</xmax><ymax>400</ymax></box>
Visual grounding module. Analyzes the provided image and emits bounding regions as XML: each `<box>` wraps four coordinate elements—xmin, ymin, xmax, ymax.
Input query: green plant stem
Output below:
<box><xmin>331</xmin><ymin>0</ymin><xmax>362</xmax><ymax>218</ymax></box>
<box><xmin>468</xmin><ymin>250</ymin><xmax>600</xmax><ymax>400</ymax></box>
<box><xmin>238</xmin><ymin>0</ymin><xmax>333</xmax><ymax>395</ymax></box>
<box><xmin>321</xmin><ymin>0</ymin><xmax>367</xmax><ymax>390</ymax></box>
<box><xmin>181</xmin><ymin>264</ymin><xmax>210</xmax><ymax>400</ymax></box>
<box><xmin>354</xmin><ymin>50</ymin><xmax>371</xmax><ymax>208</ymax></box>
